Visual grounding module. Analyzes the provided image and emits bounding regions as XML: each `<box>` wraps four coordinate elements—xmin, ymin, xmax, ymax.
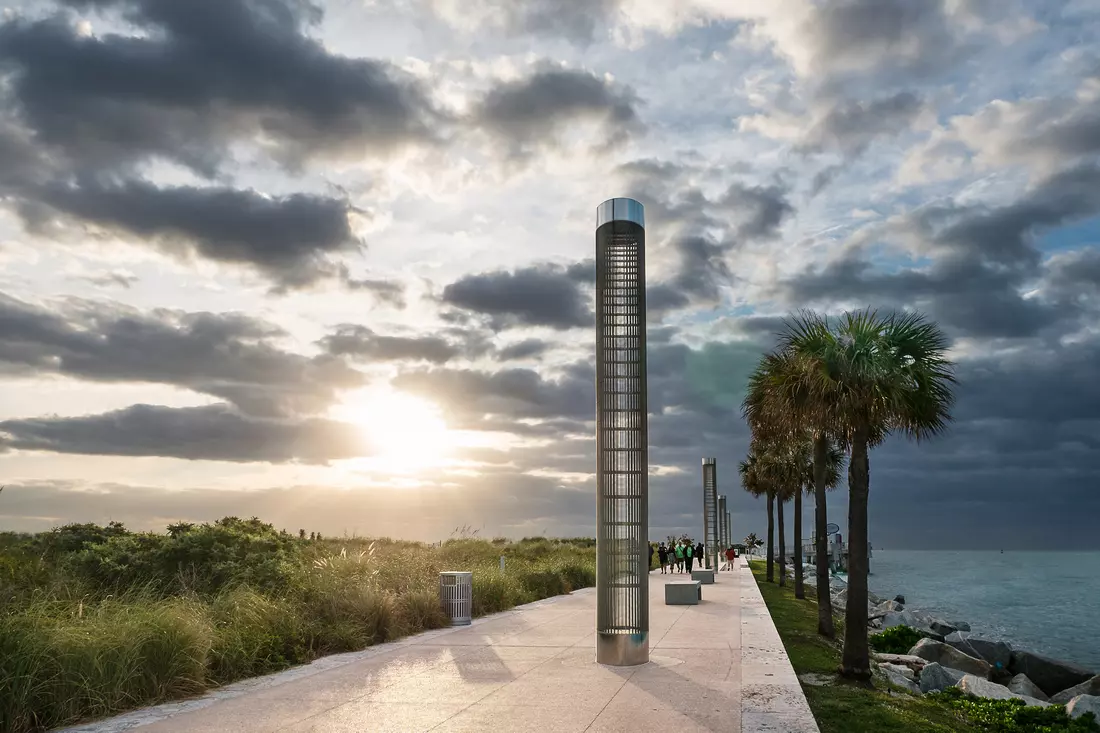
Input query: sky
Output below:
<box><xmin>1</xmin><ymin>0</ymin><xmax>1099</xmax><ymax>550</ymax></box>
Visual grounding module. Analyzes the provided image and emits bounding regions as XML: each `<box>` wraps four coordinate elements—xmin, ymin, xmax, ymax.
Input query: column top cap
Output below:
<box><xmin>597</xmin><ymin>198</ymin><xmax>644</xmax><ymax>228</ymax></box>
<box><xmin>702</xmin><ymin>457</ymin><xmax>716</xmax><ymax>465</ymax></box>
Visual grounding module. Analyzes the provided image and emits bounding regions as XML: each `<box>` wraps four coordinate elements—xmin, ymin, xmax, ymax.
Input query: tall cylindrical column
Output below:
<box><xmin>595</xmin><ymin>197</ymin><xmax>648</xmax><ymax>666</ymax></box>
<box><xmin>702</xmin><ymin>458</ymin><xmax>718</xmax><ymax>573</ymax></box>
<box><xmin>727</xmin><ymin>510</ymin><xmax>732</xmax><ymax>552</ymax></box>
<box><xmin>718</xmin><ymin>495</ymin><xmax>727</xmax><ymax>559</ymax></box>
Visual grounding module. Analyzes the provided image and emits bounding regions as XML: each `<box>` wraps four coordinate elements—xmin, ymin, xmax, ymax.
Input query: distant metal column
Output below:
<box><xmin>702</xmin><ymin>458</ymin><xmax>718</xmax><ymax>572</ymax></box>
<box><xmin>595</xmin><ymin>197</ymin><xmax>648</xmax><ymax>667</ymax></box>
<box><xmin>718</xmin><ymin>495</ymin><xmax>727</xmax><ymax>559</ymax></box>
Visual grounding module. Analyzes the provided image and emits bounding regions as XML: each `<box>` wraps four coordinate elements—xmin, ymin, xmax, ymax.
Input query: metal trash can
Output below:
<box><xmin>439</xmin><ymin>571</ymin><xmax>472</xmax><ymax>626</ymax></box>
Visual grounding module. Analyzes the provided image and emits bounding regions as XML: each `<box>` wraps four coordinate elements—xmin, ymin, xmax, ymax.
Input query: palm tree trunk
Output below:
<box><xmin>766</xmin><ymin>490</ymin><xmax>775</xmax><ymax>583</ymax></box>
<box><xmin>813</xmin><ymin>432</ymin><xmax>834</xmax><ymax>638</ymax></box>
<box><xmin>841</xmin><ymin>426</ymin><xmax>872</xmax><ymax>680</ymax></box>
<box><xmin>777</xmin><ymin>494</ymin><xmax>786</xmax><ymax>587</ymax></box>
<box><xmin>794</xmin><ymin>486</ymin><xmax>804</xmax><ymax>599</ymax></box>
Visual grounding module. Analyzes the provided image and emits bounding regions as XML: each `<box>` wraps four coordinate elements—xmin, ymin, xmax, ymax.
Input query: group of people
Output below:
<box><xmin>654</xmin><ymin>539</ymin><xmax>739</xmax><ymax>574</ymax></box>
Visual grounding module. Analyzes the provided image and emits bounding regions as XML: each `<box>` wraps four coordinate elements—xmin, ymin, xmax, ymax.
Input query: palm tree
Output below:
<box><xmin>792</xmin><ymin>436</ymin><xmax>844</xmax><ymax>600</ymax></box>
<box><xmin>745</xmin><ymin>441</ymin><xmax>799</xmax><ymax>588</ymax></box>
<box><xmin>743</xmin><ymin>533</ymin><xmax>760</xmax><ymax>557</ymax></box>
<box><xmin>778</xmin><ymin>309</ymin><xmax>956</xmax><ymax>679</ymax></box>
<box><xmin>745</xmin><ymin>317</ymin><xmax>849</xmax><ymax>636</ymax></box>
<box><xmin>738</xmin><ymin>452</ymin><xmax>773</xmax><ymax>582</ymax></box>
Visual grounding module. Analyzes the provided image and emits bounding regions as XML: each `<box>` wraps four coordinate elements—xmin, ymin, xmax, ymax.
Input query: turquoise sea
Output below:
<box><xmin>866</xmin><ymin>550</ymin><xmax>1100</xmax><ymax>671</ymax></box>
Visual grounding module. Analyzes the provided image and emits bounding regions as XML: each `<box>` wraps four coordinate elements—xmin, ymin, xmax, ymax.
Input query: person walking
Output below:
<box><xmin>695</xmin><ymin>541</ymin><xmax>705</xmax><ymax>568</ymax></box>
<box><xmin>685</xmin><ymin>540</ymin><xmax>694</xmax><ymax>574</ymax></box>
<box><xmin>724</xmin><ymin>545</ymin><xmax>735</xmax><ymax>571</ymax></box>
<box><xmin>658</xmin><ymin>542</ymin><xmax>669</xmax><ymax>574</ymax></box>
<box><xmin>674</xmin><ymin>541</ymin><xmax>684</xmax><ymax>573</ymax></box>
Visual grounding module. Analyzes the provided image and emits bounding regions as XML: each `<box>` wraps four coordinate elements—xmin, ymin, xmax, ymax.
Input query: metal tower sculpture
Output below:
<box><xmin>702</xmin><ymin>458</ymin><xmax>719</xmax><ymax>572</ymax></box>
<box><xmin>718</xmin><ymin>495</ymin><xmax>728</xmax><ymax>558</ymax></box>
<box><xmin>595</xmin><ymin>198</ymin><xmax>648</xmax><ymax>666</ymax></box>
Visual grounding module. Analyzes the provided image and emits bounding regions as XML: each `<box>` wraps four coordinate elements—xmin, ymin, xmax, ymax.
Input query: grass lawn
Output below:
<box><xmin>748</xmin><ymin>560</ymin><xmax>981</xmax><ymax>733</ymax></box>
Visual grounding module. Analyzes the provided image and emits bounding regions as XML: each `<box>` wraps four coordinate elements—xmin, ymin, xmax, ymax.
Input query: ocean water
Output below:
<box><xmin>865</xmin><ymin>550</ymin><xmax>1100</xmax><ymax>671</ymax></box>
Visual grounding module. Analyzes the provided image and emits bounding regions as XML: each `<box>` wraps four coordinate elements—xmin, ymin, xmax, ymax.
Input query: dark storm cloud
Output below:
<box><xmin>498</xmin><ymin>339</ymin><xmax>551</xmax><ymax>361</ymax></box>
<box><xmin>0</xmin><ymin>0</ymin><xmax>438</xmax><ymax>291</ymax></box>
<box><xmin>490</xmin><ymin>0</ymin><xmax>621</xmax><ymax>43</ymax></box>
<box><xmin>75</xmin><ymin>270</ymin><xmax>139</xmax><ymax>289</ymax></box>
<box><xmin>615</xmin><ymin>160</ymin><xmax>795</xmax><ymax>313</ymax></box>
<box><xmin>473</xmin><ymin>67</ymin><xmax>642</xmax><ymax>157</ymax></box>
<box><xmin>392</xmin><ymin>363</ymin><xmax>592</xmax><ymax>426</ymax></box>
<box><xmin>779</xmin><ymin>163</ymin><xmax>1100</xmax><ymax>339</ymax></box>
<box><xmin>797</xmin><ymin>0</ymin><xmax>966</xmax><ymax>85</ymax></box>
<box><xmin>318</xmin><ymin>325</ymin><xmax>491</xmax><ymax>364</ymax></box>
<box><xmin>1044</xmin><ymin>249</ymin><xmax>1100</xmax><ymax>297</ymax></box>
<box><xmin>389</xmin><ymin>338</ymin><xmax>760</xmax><ymax>443</ymax></box>
<box><xmin>0</xmin><ymin>0</ymin><xmax>442</xmax><ymax>174</ymax></box>
<box><xmin>338</xmin><ymin>273</ymin><xmax>408</xmax><ymax>308</ymax></box>
<box><xmin>720</xmin><ymin>182</ymin><xmax>795</xmax><ymax>240</ymax></box>
<box><xmin>0</xmin><ymin>403</ymin><xmax>368</xmax><ymax>464</ymax></box>
<box><xmin>801</xmin><ymin>91</ymin><xmax>926</xmax><ymax>156</ymax></box>
<box><xmin>0</xmin><ymin>292</ymin><xmax>364</xmax><ymax>416</ymax></box>
<box><xmin>440</xmin><ymin>262</ymin><xmax>594</xmax><ymax>330</ymax></box>
<box><xmin>22</xmin><ymin>179</ymin><xmax>358</xmax><ymax>290</ymax></box>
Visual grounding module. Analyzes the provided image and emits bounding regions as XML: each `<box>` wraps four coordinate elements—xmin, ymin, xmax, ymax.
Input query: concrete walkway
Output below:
<box><xmin>61</xmin><ymin>558</ymin><xmax>817</xmax><ymax>733</ymax></box>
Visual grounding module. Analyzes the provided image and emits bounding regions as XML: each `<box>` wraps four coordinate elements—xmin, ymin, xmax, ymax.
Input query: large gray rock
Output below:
<box><xmin>1051</xmin><ymin>674</ymin><xmax>1100</xmax><ymax>704</ymax></box>
<box><xmin>882</xmin><ymin>664</ymin><xmax>921</xmax><ymax>694</ymax></box>
<box><xmin>945</xmin><ymin>633</ymin><xmax>1012</xmax><ymax>670</ymax></box>
<box><xmin>920</xmin><ymin>662</ymin><xmax>966</xmax><ymax>693</ymax></box>
<box><xmin>881</xmin><ymin>662</ymin><xmax>916</xmax><ymax>681</ymax></box>
<box><xmin>882</xmin><ymin>611</ymin><xmax>945</xmax><ymax>641</ymax></box>
<box><xmin>956</xmin><ymin>674</ymin><xmax>1051</xmax><ymax>707</ymax></box>
<box><xmin>1007</xmin><ymin>673</ymin><xmax>1049</xmax><ymax>702</ymax></box>
<box><xmin>873</xmin><ymin>653</ymin><xmax>928</xmax><ymax>674</ymax></box>
<box><xmin>1066</xmin><ymin>695</ymin><xmax>1100</xmax><ymax>721</ymax></box>
<box><xmin>910</xmin><ymin>638</ymin><xmax>991</xmax><ymax>678</ymax></box>
<box><xmin>1009</xmin><ymin>650</ymin><xmax>1096</xmax><ymax>698</ymax></box>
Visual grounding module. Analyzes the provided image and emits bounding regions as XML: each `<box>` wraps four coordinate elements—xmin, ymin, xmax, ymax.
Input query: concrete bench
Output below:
<box><xmin>665</xmin><ymin>581</ymin><xmax>702</xmax><ymax>605</ymax></box>
<box><xmin>691</xmin><ymin>569</ymin><xmax>715</xmax><ymax>584</ymax></box>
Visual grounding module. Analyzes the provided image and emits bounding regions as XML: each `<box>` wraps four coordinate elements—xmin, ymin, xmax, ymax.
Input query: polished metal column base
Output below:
<box><xmin>596</xmin><ymin>632</ymin><xmax>649</xmax><ymax>666</ymax></box>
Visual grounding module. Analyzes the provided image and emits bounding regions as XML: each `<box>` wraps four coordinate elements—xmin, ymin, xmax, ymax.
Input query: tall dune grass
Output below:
<box><xmin>0</xmin><ymin>520</ymin><xmax>597</xmax><ymax>733</ymax></box>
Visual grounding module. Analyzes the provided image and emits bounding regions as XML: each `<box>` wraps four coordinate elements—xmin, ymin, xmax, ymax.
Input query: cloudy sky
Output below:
<box><xmin>1</xmin><ymin>0</ymin><xmax>1099</xmax><ymax>549</ymax></box>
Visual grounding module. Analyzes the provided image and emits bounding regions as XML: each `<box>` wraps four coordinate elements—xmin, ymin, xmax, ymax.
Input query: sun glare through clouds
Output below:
<box><xmin>330</xmin><ymin>388</ymin><xmax>456</xmax><ymax>473</ymax></box>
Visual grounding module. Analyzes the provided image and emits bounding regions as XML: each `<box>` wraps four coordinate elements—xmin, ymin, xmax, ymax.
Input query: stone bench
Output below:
<box><xmin>691</xmin><ymin>569</ymin><xmax>715</xmax><ymax>584</ymax></box>
<box><xmin>665</xmin><ymin>581</ymin><xmax>702</xmax><ymax>605</ymax></box>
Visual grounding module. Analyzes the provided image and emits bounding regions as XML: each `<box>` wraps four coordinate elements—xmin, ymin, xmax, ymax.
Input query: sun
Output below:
<box><xmin>330</xmin><ymin>388</ymin><xmax>455</xmax><ymax>472</ymax></box>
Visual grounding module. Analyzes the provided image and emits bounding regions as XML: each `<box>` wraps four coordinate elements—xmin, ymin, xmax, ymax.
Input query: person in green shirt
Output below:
<box><xmin>673</xmin><ymin>542</ymin><xmax>684</xmax><ymax>573</ymax></box>
<box><xmin>685</xmin><ymin>540</ymin><xmax>694</xmax><ymax>574</ymax></box>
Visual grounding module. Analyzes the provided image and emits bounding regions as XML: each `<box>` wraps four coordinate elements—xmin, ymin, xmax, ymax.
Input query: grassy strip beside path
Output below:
<box><xmin>748</xmin><ymin>560</ymin><xmax>979</xmax><ymax>733</ymax></box>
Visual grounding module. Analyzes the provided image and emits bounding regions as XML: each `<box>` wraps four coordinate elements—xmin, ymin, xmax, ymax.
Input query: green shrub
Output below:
<box><xmin>395</xmin><ymin>591</ymin><xmax>449</xmax><ymax>635</ymax></box>
<box><xmin>869</xmin><ymin>624</ymin><xmax>928</xmax><ymax>654</ymax></box>
<box><xmin>0</xmin><ymin>597</ymin><xmax>210</xmax><ymax>733</ymax></box>
<box><xmin>517</xmin><ymin>566</ymin><xmax>568</xmax><ymax>598</ymax></box>
<box><xmin>67</xmin><ymin>518</ymin><xmax>299</xmax><ymax>596</ymax></box>
<box><xmin>552</xmin><ymin>560</ymin><xmax>596</xmax><ymax>592</ymax></box>
<box><xmin>207</xmin><ymin>587</ymin><xmax>306</xmax><ymax>683</ymax></box>
<box><xmin>929</xmin><ymin>687</ymin><xmax>1100</xmax><ymax>732</ymax></box>
<box><xmin>471</xmin><ymin>568</ymin><xmax>530</xmax><ymax>616</ymax></box>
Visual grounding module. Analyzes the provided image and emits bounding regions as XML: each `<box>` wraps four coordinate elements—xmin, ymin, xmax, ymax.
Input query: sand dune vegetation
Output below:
<box><xmin>0</xmin><ymin>518</ymin><xmax>597</xmax><ymax>733</ymax></box>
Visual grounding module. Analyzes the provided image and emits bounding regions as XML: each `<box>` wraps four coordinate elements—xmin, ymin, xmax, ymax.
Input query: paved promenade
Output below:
<box><xmin>62</xmin><ymin>559</ymin><xmax>817</xmax><ymax>733</ymax></box>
